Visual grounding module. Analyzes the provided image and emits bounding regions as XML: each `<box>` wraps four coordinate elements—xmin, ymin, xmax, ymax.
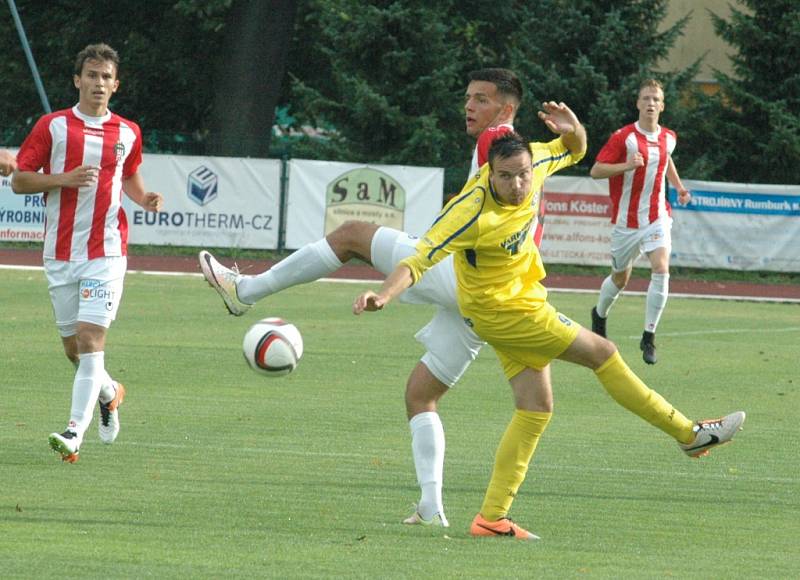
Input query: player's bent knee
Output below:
<box><xmin>327</xmin><ymin>220</ymin><xmax>379</xmax><ymax>262</ymax></box>
<box><xmin>589</xmin><ymin>336</ymin><xmax>619</xmax><ymax>369</ymax></box>
<box><xmin>404</xmin><ymin>362</ymin><xmax>449</xmax><ymax>417</ymax></box>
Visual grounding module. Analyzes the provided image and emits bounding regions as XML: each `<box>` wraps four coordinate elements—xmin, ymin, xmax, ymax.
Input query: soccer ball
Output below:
<box><xmin>242</xmin><ymin>318</ymin><xmax>304</xmax><ymax>377</ymax></box>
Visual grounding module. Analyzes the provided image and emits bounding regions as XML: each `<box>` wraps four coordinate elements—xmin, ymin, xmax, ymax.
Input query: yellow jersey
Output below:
<box><xmin>401</xmin><ymin>137</ymin><xmax>583</xmax><ymax>325</ymax></box>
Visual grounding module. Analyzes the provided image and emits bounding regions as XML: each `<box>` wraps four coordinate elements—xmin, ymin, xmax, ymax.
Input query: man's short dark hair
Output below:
<box><xmin>74</xmin><ymin>43</ymin><xmax>120</xmax><ymax>76</ymax></box>
<box><xmin>468</xmin><ymin>68</ymin><xmax>523</xmax><ymax>105</ymax></box>
<box><xmin>488</xmin><ymin>132</ymin><xmax>530</xmax><ymax>167</ymax></box>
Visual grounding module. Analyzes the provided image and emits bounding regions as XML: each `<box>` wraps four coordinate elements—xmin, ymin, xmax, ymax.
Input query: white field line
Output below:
<box><xmin>3</xmin><ymin>262</ymin><xmax>799</xmax><ymax>303</ymax></box>
<box><xmin>624</xmin><ymin>326</ymin><xmax>800</xmax><ymax>340</ymax></box>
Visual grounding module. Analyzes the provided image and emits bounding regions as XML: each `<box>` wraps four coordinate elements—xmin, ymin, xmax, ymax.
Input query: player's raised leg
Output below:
<box><xmin>199</xmin><ymin>221</ymin><xmax>380</xmax><ymax>315</ymax></box>
<box><xmin>559</xmin><ymin>328</ymin><xmax>746</xmax><ymax>455</ymax></box>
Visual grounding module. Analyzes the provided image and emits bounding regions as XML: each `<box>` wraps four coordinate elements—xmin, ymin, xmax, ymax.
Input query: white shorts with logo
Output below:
<box><xmin>371</xmin><ymin>227</ymin><xmax>484</xmax><ymax>387</ymax></box>
<box><xmin>610</xmin><ymin>216</ymin><xmax>672</xmax><ymax>273</ymax></box>
<box><xmin>45</xmin><ymin>256</ymin><xmax>127</xmax><ymax>337</ymax></box>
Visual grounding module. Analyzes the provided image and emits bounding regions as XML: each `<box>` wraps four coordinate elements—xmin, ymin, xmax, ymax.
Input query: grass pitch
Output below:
<box><xmin>1</xmin><ymin>268</ymin><xmax>798</xmax><ymax>578</ymax></box>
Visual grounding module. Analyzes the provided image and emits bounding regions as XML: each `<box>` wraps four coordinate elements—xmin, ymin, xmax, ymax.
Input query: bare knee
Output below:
<box><xmin>75</xmin><ymin>323</ymin><xmax>107</xmax><ymax>354</ymax></box>
<box><xmin>559</xmin><ymin>328</ymin><xmax>619</xmax><ymax>370</ymax></box>
<box><xmin>326</xmin><ymin>221</ymin><xmax>379</xmax><ymax>264</ymax></box>
<box><xmin>593</xmin><ymin>337</ymin><xmax>618</xmax><ymax>367</ymax></box>
<box><xmin>611</xmin><ymin>270</ymin><xmax>630</xmax><ymax>289</ymax></box>
<box><xmin>405</xmin><ymin>363</ymin><xmax>449</xmax><ymax>419</ymax></box>
<box><xmin>61</xmin><ymin>336</ymin><xmax>79</xmax><ymax>365</ymax></box>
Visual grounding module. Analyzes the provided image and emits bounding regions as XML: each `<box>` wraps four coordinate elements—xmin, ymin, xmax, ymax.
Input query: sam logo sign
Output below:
<box><xmin>324</xmin><ymin>168</ymin><xmax>406</xmax><ymax>235</ymax></box>
<box><xmin>188</xmin><ymin>166</ymin><xmax>218</xmax><ymax>206</ymax></box>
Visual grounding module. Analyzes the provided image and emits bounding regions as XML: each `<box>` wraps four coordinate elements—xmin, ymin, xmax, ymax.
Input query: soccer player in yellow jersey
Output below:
<box><xmin>354</xmin><ymin>110</ymin><xmax>746</xmax><ymax>540</ymax></box>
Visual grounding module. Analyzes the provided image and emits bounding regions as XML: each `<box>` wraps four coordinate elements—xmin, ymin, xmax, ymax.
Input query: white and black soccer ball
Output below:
<box><xmin>242</xmin><ymin>318</ymin><xmax>304</xmax><ymax>377</ymax></box>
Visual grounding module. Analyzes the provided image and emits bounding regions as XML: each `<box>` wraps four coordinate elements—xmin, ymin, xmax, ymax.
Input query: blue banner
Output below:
<box><xmin>669</xmin><ymin>188</ymin><xmax>800</xmax><ymax>216</ymax></box>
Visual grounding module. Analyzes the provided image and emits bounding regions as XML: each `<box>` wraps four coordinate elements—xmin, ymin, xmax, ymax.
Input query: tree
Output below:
<box><xmin>0</xmin><ymin>0</ymin><xmax>233</xmax><ymax>150</ymax></box>
<box><xmin>678</xmin><ymin>0</ymin><xmax>800</xmax><ymax>183</ymax></box>
<box><xmin>281</xmin><ymin>0</ymin><xmax>466</xmax><ymax>169</ymax></box>
<box><xmin>280</xmin><ymin>0</ymin><xmax>695</xmax><ymax>179</ymax></box>
<box><xmin>499</xmin><ymin>0</ymin><xmax>697</xmax><ymax>170</ymax></box>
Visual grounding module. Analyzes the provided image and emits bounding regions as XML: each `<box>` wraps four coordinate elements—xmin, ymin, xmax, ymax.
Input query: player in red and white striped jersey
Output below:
<box><xmin>589</xmin><ymin>79</ymin><xmax>691</xmax><ymax>365</ymax></box>
<box><xmin>465</xmin><ymin>72</ymin><xmax>546</xmax><ymax>247</ymax></box>
<box><xmin>12</xmin><ymin>43</ymin><xmax>163</xmax><ymax>462</ymax></box>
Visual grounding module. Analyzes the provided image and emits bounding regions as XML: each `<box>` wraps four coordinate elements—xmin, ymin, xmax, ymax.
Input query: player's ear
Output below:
<box><xmin>73</xmin><ymin>75</ymin><xmax>81</xmax><ymax>89</ymax></box>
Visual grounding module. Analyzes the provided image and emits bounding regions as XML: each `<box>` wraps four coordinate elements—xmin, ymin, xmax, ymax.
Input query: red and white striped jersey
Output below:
<box><xmin>469</xmin><ymin>123</ymin><xmax>549</xmax><ymax>246</ymax></box>
<box><xmin>595</xmin><ymin>122</ymin><xmax>676</xmax><ymax>228</ymax></box>
<box><xmin>16</xmin><ymin>105</ymin><xmax>142</xmax><ymax>261</ymax></box>
<box><xmin>469</xmin><ymin>124</ymin><xmax>513</xmax><ymax>176</ymax></box>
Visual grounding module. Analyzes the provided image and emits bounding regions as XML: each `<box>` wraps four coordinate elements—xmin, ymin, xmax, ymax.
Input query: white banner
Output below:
<box><xmin>5</xmin><ymin>142</ymin><xmax>799</xmax><ymax>272</ymax></box>
<box><xmin>671</xmin><ymin>179</ymin><xmax>800</xmax><ymax>272</ymax></box>
<box><xmin>0</xmin><ymin>148</ymin><xmax>45</xmax><ymax>242</ymax></box>
<box><xmin>539</xmin><ymin>176</ymin><xmax>800</xmax><ymax>272</ymax></box>
<box><xmin>284</xmin><ymin>159</ymin><xmax>443</xmax><ymax>249</ymax></box>
<box><xmin>127</xmin><ymin>154</ymin><xmax>282</xmax><ymax>249</ymax></box>
<box><xmin>539</xmin><ymin>176</ymin><xmax>622</xmax><ymax>267</ymax></box>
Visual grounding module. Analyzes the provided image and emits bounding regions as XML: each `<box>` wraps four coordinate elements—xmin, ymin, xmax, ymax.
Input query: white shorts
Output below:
<box><xmin>45</xmin><ymin>256</ymin><xmax>127</xmax><ymax>337</ymax></box>
<box><xmin>371</xmin><ymin>227</ymin><xmax>484</xmax><ymax>387</ymax></box>
<box><xmin>610</xmin><ymin>216</ymin><xmax>672</xmax><ymax>273</ymax></box>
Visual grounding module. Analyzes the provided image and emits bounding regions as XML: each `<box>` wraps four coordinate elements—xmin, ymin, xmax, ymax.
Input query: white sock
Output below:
<box><xmin>596</xmin><ymin>275</ymin><xmax>623</xmax><ymax>318</ymax></box>
<box><xmin>98</xmin><ymin>370</ymin><xmax>116</xmax><ymax>404</ymax></box>
<box><xmin>237</xmin><ymin>239</ymin><xmax>343</xmax><ymax>304</ymax></box>
<box><xmin>645</xmin><ymin>273</ymin><xmax>669</xmax><ymax>332</ymax></box>
<box><xmin>68</xmin><ymin>352</ymin><xmax>105</xmax><ymax>442</ymax></box>
<box><xmin>409</xmin><ymin>411</ymin><xmax>446</xmax><ymax>521</ymax></box>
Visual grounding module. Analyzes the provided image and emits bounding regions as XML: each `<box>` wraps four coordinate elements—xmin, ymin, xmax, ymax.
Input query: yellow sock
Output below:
<box><xmin>595</xmin><ymin>351</ymin><xmax>694</xmax><ymax>444</ymax></box>
<box><xmin>479</xmin><ymin>410</ymin><xmax>551</xmax><ymax>521</ymax></box>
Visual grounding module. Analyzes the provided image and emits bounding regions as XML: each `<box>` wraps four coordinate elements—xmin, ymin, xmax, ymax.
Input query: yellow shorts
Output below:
<box><xmin>470</xmin><ymin>301</ymin><xmax>581</xmax><ymax>379</ymax></box>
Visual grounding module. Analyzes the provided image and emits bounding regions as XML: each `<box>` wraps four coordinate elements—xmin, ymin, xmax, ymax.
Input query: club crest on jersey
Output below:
<box><xmin>114</xmin><ymin>141</ymin><xmax>125</xmax><ymax>162</ymax></box>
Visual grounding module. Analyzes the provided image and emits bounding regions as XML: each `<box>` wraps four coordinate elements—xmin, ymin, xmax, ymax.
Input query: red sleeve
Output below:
<box><xmin>476</xmin><ymin>125</ymin><xmax>513</xmax><ymax>166</ymax></box>
<box><xmin>122</xmin><ymin>122</ymin><xmax>143</xmax><ymax>178</ymax></box>
<box><xmin>16</xmin><ymin>115</ymin><xmax>55</xmax><ymax>173</ymax></box>
<box><xmin>595</xmin><ymin>129</ymin><xmax>626</xmax><ymax>164</ymax></box>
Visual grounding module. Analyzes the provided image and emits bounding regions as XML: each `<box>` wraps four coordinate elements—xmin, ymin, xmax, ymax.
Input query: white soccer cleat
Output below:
<box><xmin>680</xmin><ymin>411</ymin><xmax>746</xmax><ymax>458</ymax></box>
<box><xmin>402</xmin><ymin>504</ymin><xmax>449</xmax><ymax>527</ymax></box>
<box><xmin>99</xmin><ymin>382</ymin><xmax>126</xmax><ymax>444</ymax></box>
<box><xmin>49</xmin><ymin>430</ymin><xmax>80</xmax><ymax>463</ymax></box>
<box><xmin>198</xmin><ymin>250</ymin><xmax>252</xmax><ymax>316</ymax></box>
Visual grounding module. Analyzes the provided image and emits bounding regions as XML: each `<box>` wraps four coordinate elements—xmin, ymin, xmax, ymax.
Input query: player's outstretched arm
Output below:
<box><xmin>353</xmin><ymin>264</ymin><xmax>413</xmax><ymax>315</ymax></box>
<box><xmin>122</xmin><ymin>171</ymin><xmax>163</xmax><ymax>212</ymax></box>
<box><xmin>538</xmin><ymin>101</ymin><xmax>587</xmax><ymax>156</ymax></box>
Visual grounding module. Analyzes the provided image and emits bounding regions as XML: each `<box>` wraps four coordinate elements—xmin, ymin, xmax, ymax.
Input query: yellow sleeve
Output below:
<box><xmin>400</xmin><ymin>185</ymin><xmax>486</xmax><ymax>283</ymax></box>
<box><xmin>531</xmin><ymin>138</ymin><xmax>585</xmax><ymax>177</ymax></box>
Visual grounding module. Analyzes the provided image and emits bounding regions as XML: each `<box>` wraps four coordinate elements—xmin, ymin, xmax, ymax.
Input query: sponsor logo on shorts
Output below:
<box><xmin>557</xmin><ymin>313</ymin><xmax>573</xmax><ymax>326</ymax></box>
<box><xmin>79</xmin><ymin>279</ymin><xmax>116</xmax><ymax>301</ymax></box>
